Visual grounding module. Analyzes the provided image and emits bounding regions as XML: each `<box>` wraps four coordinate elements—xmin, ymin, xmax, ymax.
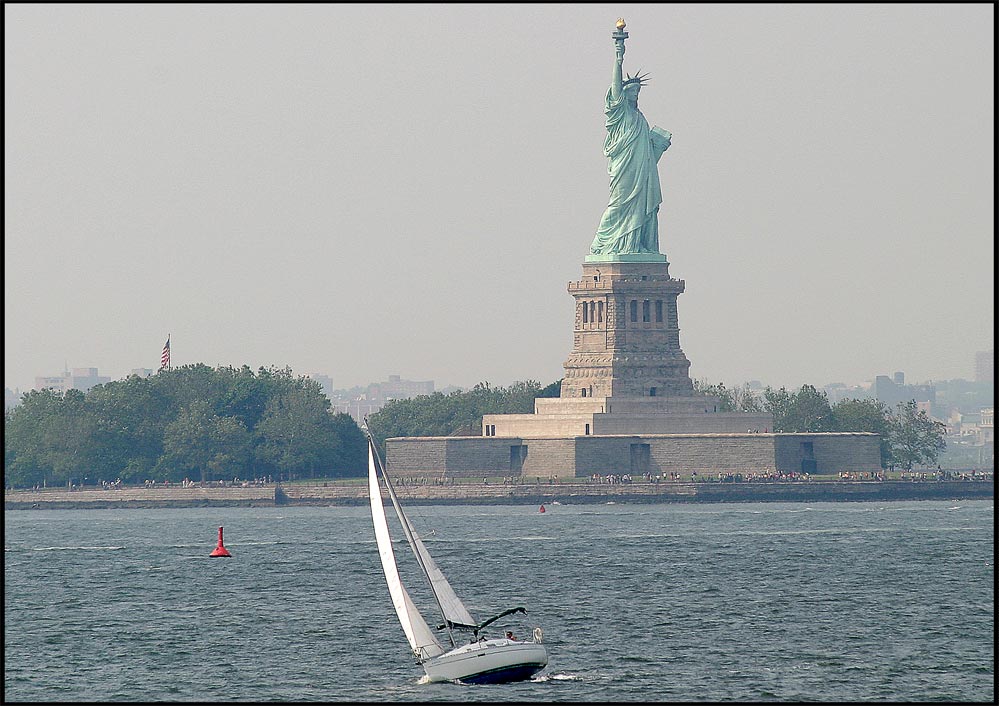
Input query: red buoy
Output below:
<box><xmin>539</xmin><ymin>504</ymin><xmax>546</xmax><ymax>513</ymax></box>
<box><xmin>209</xmin><ymin>526</ymin><xmax>232</xmax><ymax>557</ymax></box>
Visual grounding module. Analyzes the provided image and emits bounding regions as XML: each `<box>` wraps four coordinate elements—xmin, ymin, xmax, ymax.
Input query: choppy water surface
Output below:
<box><xmin>4</xmin><ymin>500</ymin><xmax>994</xmax><ymax>701</ymax></box>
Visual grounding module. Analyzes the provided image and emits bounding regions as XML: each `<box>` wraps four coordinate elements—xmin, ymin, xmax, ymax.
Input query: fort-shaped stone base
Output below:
<box><xmin>386</xmin><ymin>432</ymin><xmax>881</xmax><ymax>480</ymax></box>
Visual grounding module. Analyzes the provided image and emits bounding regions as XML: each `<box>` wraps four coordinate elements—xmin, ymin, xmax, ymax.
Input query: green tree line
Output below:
<box><xmin>694</xmin><ymin>381</ymin><xmax>946</xmax><ymax>470</ymax></box>
<box><xmin>3</xmin><ymin>373</ymin><xmax>560</xmax><ymax>489</ymax></box>
<box><xmin>365</xmin><ymin>380</ymin><xmax>561</xmax><ymax>451</ymax></box>
<box><xmin>5</xmin><ymin>372</ymin><xmax>945</xmax><ymax>489</ymax></box>
<box><xmin>4</xmin><ymin>365</ymin><xmax>366</xmax><ymax>488</ymax></box>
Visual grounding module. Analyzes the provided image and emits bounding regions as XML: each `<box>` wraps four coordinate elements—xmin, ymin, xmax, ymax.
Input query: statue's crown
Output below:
<box><xmin>623</xmin><ymin>71</ymin><xmax>650</xmax><ymax>88</ymax></box>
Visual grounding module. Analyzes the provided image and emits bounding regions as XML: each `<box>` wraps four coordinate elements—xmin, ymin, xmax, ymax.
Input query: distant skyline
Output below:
<box><xmin>5</xmin><ymin>5</ymin><xmax>994</xmax><ymax>394</ymax></box>
<box><xmin>8</xmin><ymin>347</ymin><xmax>992</xmax><ymax>397</ymax></box>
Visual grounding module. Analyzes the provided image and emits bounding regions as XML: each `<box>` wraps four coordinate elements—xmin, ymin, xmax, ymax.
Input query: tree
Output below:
<box><xmin>85</xmin><ymin>377</ymin><xmax>169</xmax><ymax>482</ymax></box>
<box><xmin>4</xmin><ymin>365</ymin><xmax>365</xmax><ymax>487</ymax></box>
<box><xmin>694</xmin><ymin>380</ymin><xmax>736</xmax><ymax>411</ymax></box>
<box><xmin>759</xmin><ymin>385</ymin><xmax>834</xmax><ymax>432</ymax></box>
<box><xmin>888</xmin><ymin>400</ymin><xmax>947</xmax><ymax>471</ymax></box>
<box><xmin>160</xmin><ymin>400</ymin><xmax>252</xmax><ymax>483</ymax></box>
<box><xmin>206</xmin><ymin>415</ymin><xmax>254</xmax><ymax>482</ymax></box>
<box><xmin>366</xmin><ymin>380</ymin><xmax>559</xmax><ymax>451</ymax></box>
<box><xmin>785</xmin><ymin>385</ymin><xmax>835</xmax><ymax>432</ymax></box>
<box><xmin>327</xmin><ymin>412</ymin><xmax>366</xmax><ymax>477</ymax></box>
<box><xmin>254</xmin><ymin>384</ymin><xmax>340</xmax><ymax>480</ymax></box>
<box><xmin>763</xmin><ymin>387</ymin><xmax>794</xmax><ymax>432</ymax></box>
<box><xmin>694</xmin><ymin>380</ymin><xmax>764</xmax><ymax>413</ymax></box>
<box><xmin>731</xmin><ymin>384</ymin><xmax>764</xmax><ymax>413</ymax></box>
<box><xmin>215</xmin><ymin>365</ymin><xmax>275</xmax><ymax>431</ymax></box>
<box><xmin>4</xmin><ymin>388</ymin><xmax>90</xmax><ymax>488</ymax></box>
<box><xmin>538</xmin><ymin>379</ymin><xmax>562</xmax><ymax>398</ymax></box>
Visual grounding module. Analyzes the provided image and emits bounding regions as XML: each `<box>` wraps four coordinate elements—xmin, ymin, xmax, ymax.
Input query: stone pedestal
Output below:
<box><xmin>561</xmin><ymin>260</ymin><xmax>694</xmax><ymax>399</ymax></box>
<box><xmin>480</xmin><ymin>258</ymin><xmax>775</xmax><ymax>439</ymax></box>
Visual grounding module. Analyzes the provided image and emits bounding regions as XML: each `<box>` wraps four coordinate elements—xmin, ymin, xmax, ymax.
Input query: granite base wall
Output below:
<box><xmin>386</xmin><ymin>433</ymin><xmax>881</xmax><ymax>478</ymax></box>
<box><xmin>483</xmin><ymin>410</ymin><xmax>774</xmax><ymax>437</ymax></box>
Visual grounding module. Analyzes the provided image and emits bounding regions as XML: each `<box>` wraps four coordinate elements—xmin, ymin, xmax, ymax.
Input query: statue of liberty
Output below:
<box><xmin>588</xmin><ymin>20</ymin><xmax>672</xmax><ymax>259</ymax></box>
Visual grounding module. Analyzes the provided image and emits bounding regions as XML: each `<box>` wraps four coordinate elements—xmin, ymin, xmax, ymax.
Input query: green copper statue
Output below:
<box><xmin>588</xmin><ymin>20</ymin><xmax>672</xmax><ymax>261</ymax></box>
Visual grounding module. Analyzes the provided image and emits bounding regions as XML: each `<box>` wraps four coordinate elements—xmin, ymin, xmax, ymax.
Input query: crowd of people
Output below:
<box><xmin>35</xmin><ymin>467</ymin><xmax>994</xmax><ymax>493</ymax></box>
<box><xmin>138</xmin><ymin>476</ymin><xmax>273</xmax><ymax>489</ymax></box>
<box><xmin>585</xmin><ymin>471</ymin><xmax>814</xmax><ymax>484</ymax></box>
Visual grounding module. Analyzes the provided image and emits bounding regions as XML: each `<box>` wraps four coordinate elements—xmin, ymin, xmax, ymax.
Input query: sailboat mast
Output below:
<box><xmin>369</xmin><ymin>434</ymin><xmax>458</xmax><ymax>647</ymax></box>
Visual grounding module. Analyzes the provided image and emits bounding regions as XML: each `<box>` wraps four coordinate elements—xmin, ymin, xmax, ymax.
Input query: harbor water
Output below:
<box><xmin>4</xmin><ymin>500</ymin><xmax>994</xmax><ymax>701</ymax></box>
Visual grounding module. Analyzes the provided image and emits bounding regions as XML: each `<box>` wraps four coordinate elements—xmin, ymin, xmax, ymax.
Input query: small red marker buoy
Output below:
<box><xmin>539</xmin><ymin>504</ymin><xmax>546</xmax><ymax>513</ymax></box>
<box><xmin>209</xmin><ymin>526</ymin><xmax>232</xmax><ymax>557</ymax></box>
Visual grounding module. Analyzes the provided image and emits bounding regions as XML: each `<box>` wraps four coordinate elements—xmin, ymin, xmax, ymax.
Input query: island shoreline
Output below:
<box><xmin>5</xmin><ymin>479</ymin><xmax>992</xmax><ymax>510</ymax></box>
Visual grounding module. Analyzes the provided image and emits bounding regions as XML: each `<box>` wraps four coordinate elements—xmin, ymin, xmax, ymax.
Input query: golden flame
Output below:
<box><xmin>615</xmin><ymin>18</ymin><xmax>626</xmax><ymax>31</ymax></box>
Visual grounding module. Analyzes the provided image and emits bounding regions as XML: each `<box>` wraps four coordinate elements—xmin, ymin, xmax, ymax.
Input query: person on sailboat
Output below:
<box><xmin>505</xmin><ymin>631</ymin><xmax>517</xmax><ymax>641</ymax></box>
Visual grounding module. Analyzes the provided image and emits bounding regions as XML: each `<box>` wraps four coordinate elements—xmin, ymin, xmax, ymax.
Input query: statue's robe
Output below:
<box><xmin>589</xmin><ymin>87</ymin><xmax>671</xmax><ymax>255</ymax></box>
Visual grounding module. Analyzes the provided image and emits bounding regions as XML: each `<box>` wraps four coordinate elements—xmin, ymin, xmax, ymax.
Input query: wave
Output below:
<box><xmin>534</xmin><ymin>672</ymin><xmax>583</xmax><ymax>682</ymax></box>
<box><xmin>224</xmin><ymin>540</ymin><xmax>280</xmax><ymax>546</ymax></box>
<box><xmin>31</xmin><ymin>545</ymin><xmax>126</xmax><ymax>551</ymax></box>
<box><xmin>456</xmin><ymin>535</ymin><xmax>558</xmax><ymax>543</ymax></box>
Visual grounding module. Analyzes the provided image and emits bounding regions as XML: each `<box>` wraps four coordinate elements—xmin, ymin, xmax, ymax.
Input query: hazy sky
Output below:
<box><xmin>5</xmin><ymin>4</ymin><xmax>994</xmax><ymax>394</ymax></box>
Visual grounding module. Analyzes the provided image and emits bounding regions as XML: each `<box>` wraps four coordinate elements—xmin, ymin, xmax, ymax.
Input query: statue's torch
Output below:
<box><xmin>612</xmin><ymin>18</ymin><xmax>629</xmax><ymax>43</ymax></box>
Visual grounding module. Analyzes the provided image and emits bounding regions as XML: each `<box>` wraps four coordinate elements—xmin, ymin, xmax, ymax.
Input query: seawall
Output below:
<box><xmin>4</xmin><ymin>479</ymin><xmax>992</xmax><ymax>510</ymax></box>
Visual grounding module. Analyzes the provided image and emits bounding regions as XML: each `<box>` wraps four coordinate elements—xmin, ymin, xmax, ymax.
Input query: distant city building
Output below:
<box><xmin>335</xmin><ymin>397</ymin><xmax>387</xmax><ymax>424</ymax></box>
<box><xmin>943</xmin><ymin>406</ymin><xmax>993</xmax><ymax>468</ymax></box>
<box><xmin>979</xmin><ymin>407</ymin><xmax>993</xmax><ymax>450</ymax></box>
<box><xmin>873</xmin><ymin>372</ymin><xmax>935</xmax><ymax>409</ymax></box>
<box><xmin>33</xmin><ymin>367</ymin><xmax>111</xmax><ymax>394</ymax></box>
<box><xmin>368</xmin><ymin>374</ymin><xmax>434</xmax><ymax>401</ymax></box>
<box><xmin>822</xmin><ymin>381</ymin><xmax>873</xmax><ymax>405</ymax></box>
<box><xmin>331</xmin><ymin>375</ymin><xmax>435</xmax><ymax>424</ymax></box>
<box><xmin>5</xmin><ymin>387</ymin><xmax>23</xmax><ymax>411</ymax></box>
<box><xmin>946</xmin><ymin>410</ymin><xmax>983</xmax><ymax>438</ymax></box>
<box><xmin>307</xmin><ymin>373</ymin><xmax>335</xmax><ymax>400</ymax></box>
<box><xmin>979</xmin><ymin>407</ymin><xmax>995</xmax><ymax>444</ymax></box>
<box><xmin>975</xmin><ymin>349</ymin><xmax>994</xmax><ymax>383</ymax></box>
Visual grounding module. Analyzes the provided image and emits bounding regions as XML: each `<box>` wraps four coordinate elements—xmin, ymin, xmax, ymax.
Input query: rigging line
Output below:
<box><xmin>385</xmin><ymin>453</ymin><xmax>435</xmax><ymax>535</ymax></box>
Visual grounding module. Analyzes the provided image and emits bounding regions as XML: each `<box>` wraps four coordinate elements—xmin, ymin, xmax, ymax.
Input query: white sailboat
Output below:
<box><xmin>366</xmin><ymin>434</ymin><xmax>549</xmax><ymax>684</ymax></box>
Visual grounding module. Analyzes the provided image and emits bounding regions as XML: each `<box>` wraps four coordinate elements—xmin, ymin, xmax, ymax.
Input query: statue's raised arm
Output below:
<box><xmin>610</xmin><ymin>19</ymin><xmax>626</xmax><ymax>101</ymax></box>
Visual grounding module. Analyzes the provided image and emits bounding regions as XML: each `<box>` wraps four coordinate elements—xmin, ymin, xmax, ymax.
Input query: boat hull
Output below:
<box><xmin>423</xmin><ymin>639</ymin><xmax>548</xmax><ymax>684</ymax></box>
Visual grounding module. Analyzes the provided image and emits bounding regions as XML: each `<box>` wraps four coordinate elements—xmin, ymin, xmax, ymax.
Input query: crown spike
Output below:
<box><xmin>623</xmin><ymin>69</ymin><xmax>651</xmax><ymax>87</ymax></box>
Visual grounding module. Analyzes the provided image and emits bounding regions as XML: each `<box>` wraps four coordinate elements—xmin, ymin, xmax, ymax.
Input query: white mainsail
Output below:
<box><xmin>366</xmin><ymin>434</ymin><xmax>548</xmax><ymax>684</ymax></box>
<box><xmin>368</xmin><ymin>442</ymin><xmax>444</xmax><ymax>660</ymax></box>
<box><xmin>382</xmin><ymin>471</ymin><xmax>477</xmax><ymax>630</ymax></box>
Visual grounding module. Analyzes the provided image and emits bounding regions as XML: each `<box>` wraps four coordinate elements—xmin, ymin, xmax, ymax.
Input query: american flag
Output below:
<box><xmin>160</xmin><ymin>336</ymin><xmax>171</xmax><ymax>371</ymax></box>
